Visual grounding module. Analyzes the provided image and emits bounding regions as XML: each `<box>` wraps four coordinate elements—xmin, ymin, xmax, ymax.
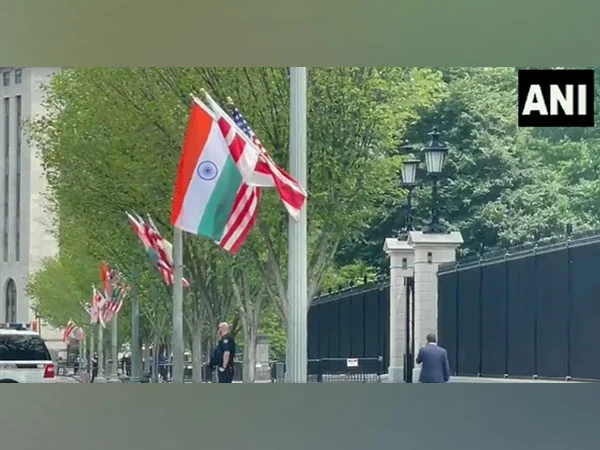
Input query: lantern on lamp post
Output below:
<box><xmin>422</xmin><ymin>127</ymin><xmax>449</xmax><ymax>234</ymax></box>
<box><xmin>399</xmin><ymin>141</ymin><xmax>421</xmax><ymax>236</ymax></box>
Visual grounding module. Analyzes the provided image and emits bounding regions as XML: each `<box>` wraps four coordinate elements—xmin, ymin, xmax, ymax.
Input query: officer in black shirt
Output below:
<box><xmin>215</xmin><ymin>322</ymin><xmax>236</xmax><ymax>383</ymax></box>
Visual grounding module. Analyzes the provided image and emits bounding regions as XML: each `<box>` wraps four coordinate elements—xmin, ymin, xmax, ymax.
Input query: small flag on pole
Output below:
<box><xmin>91</xmin><ymin>286</ymin><xmax>106</xmax><ymax>328</ymax></box>
<box><xmin>62</xmin><ymin>320</ymin><xmax>76</xmax><ymax>343</ymax></box>
<box><xmin>127</xmin><ymin>212</ymin><xmax>190</xmax><ymax>287</ymax></box>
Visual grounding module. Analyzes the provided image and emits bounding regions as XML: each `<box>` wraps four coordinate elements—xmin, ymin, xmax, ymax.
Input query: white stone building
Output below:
<box><xmin>0</xmin><ymin>67</ymin><xmax>65</xmax><ymax>355</ymax></box>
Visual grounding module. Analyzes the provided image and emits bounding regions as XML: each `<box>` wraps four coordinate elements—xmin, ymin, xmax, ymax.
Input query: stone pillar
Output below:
<box><xmin>255</xmin><ymin>335</ymin><xmax>271</xmax><ymax>382</ymax></box>
<box><xmin>383</xmin><ymin>238</ymin><xmax>414</xmax><ymax>383</ymax></box>
<box><xmin>407</xmin><ymin>231</ymin><xmax>463</xmax><ymax>382</ymax></box>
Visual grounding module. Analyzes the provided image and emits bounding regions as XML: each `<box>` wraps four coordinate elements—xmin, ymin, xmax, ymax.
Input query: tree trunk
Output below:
<box><xmin>191</xmin><ymin>326</ymin><xmax>203</xmax><ymax>383</ymax></box>
<box><xmin>205</xmin><ymin>339</ymin><xmax>215</xmax><ymax>383</ymax></box>
<box><xmin>242</xmin><ymin>326</ymin><xmax>257</xmax><ymax>383</ymax></box>
<box><xmin>151</xmin><ymin>335</ymin><xmax>160</xmax><ymax>383</ymax></box>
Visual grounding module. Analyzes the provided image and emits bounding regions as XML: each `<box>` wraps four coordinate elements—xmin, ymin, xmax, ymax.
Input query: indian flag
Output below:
<box><xmin>171</xmin><ymin>97</ymin><xmax>258</xmax><ymax>244</ymax></box>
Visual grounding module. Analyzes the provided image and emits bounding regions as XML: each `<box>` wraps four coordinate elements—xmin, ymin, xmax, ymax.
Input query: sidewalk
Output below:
<box><xmin>55</xmin><ymin>376</ymin><xmax>83</xmax><ymax>383</ymax></box>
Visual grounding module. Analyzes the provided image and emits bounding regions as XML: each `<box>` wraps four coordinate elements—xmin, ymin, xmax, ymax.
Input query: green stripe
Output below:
<box><xmin>197</xmin><ymin>156</ymin><xmax>243</xmax><ymax>240</ymax></box>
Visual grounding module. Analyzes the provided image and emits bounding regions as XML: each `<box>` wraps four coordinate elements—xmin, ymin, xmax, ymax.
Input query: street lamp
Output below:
<box><xmin>422</xmin><ymin>127</ymin><xmax>449</xmax><ymax>234</ymax></box>
<box><xmin>398</xmin><ymin>127</ymin><xmax>449</xmax><ymax>236</ymax></box>
<box><xmin>399</xmin><ymin>141</ymin><xmax>420</xmax><ymax>236</ymax></box>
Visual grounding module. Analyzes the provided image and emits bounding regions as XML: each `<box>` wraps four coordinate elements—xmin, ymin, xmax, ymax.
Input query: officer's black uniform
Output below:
<box><xmin>215</xmin><ymin>333</ymin><xmax>236</xmax><ymax>383</ymax></box>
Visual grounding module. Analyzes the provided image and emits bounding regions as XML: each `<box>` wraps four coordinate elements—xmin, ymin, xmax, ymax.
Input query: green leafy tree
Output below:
<box><xmin>28</xmin><ymin>67</ymin><xmax>445</xmax><ymax>376</ymax></box>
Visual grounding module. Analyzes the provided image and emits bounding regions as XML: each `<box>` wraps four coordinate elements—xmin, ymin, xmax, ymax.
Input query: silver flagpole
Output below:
<box><xmin>108</xmin><ymin>314</ymin><xmax>120</xmax><ymax>382</ymax></box>
<box><xmin>96</xmin><ymin>323</ymin><xmax>106</xmax><ymax>383</ymax></box>
<box><xmin>172</xmin><ymin>227</ymin><xmax>185</xmax><ymax>383</ymax></box>
<box><xmin>130</xmin><ymin>262</ymin><xmax>141</xmax><ymax>382</ymax></box>
<box><xmin>286</xmin><ymin>67</ymin><xmax>308</xmax><ymax>383</ymax></box>
<box><xmin>89</xmin><ymin>325</ymin><xmax>95</xmax><ymax>382</ymax></box>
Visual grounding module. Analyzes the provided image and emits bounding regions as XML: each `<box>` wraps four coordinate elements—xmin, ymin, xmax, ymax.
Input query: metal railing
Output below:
<box><xmin>271</xmin><ymin>357</ymin><xmax>384</xmax><ymax>383</ymax></box>
<box><xmin>78</xmin><ymin>357</ymin><xmax>384</xmax><ymax>383</ymax></box>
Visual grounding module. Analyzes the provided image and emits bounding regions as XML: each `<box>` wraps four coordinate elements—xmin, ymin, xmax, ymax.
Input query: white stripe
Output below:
<box><xmin>176</xmin><ymin>119</ymin><xmax>233</xmax><ymax>233</ymax></box>
<box><xmin>220</xmin><ymin>191</ymin><xmax>259</xmax><ymax>251</ymax></box>
<box><xmin>218</xmin><ymin>186</ymin><xmax>254</xmax><ymax>239</ymax></box>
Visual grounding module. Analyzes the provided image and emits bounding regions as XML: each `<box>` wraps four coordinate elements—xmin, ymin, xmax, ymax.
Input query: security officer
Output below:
<box><xmin>214</xmin><ymin>322</ymin><xmax>236</xmax><ymax>383</ymax></box>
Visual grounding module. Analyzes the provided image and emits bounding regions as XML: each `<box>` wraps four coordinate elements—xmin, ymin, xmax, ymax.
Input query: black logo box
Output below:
<box><xmin>518</xmin><ymin>69</ymin><xmax>595</xmax><ymax>128</ymax></box>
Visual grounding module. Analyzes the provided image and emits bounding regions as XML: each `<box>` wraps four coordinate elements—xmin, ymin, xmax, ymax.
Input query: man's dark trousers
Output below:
<box><xmin>217</xmin><ymin>367</ymin><xmax>234</xmax><ymax>383</ymax></box>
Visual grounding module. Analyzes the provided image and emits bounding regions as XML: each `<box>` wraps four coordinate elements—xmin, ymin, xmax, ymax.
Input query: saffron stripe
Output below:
<box><xmin>171</xmin><ymin>101</ymin><xmax>214</xmax><ymax>225</ymax></box>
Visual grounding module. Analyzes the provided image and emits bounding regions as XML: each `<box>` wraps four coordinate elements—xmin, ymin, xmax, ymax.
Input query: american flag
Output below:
<box><xmin>212</xmin><ymin>112</ymin><xmax>263</xmax><ymax>254</ymax></box>
<box><xmin>231</xmin><ymin>107</ymin><xmax>307</xmax><ymax>219</ymax></box>
<box><xmin>91</xmin><ymin>285</ymin><xmax>107</xmax><ymax>328</ymax></box>
<box><xmin>127</xmin><ymin>212</ymin><xmax>190</xmax><ymax>287</ymax></box>
<box><xmin>106</xmin><ymin>283</ymin><xmax>127</xmax><ymax>313</ymax></box>
<box><xmin>62</xmin><ymin>320</ymin><xmax>77</xmax><ymax>343</ymax></box>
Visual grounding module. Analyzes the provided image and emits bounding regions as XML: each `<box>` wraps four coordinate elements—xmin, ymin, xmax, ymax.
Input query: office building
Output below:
<box><xmin>0</xmin><ymin>67</ymin><xmax>65</xmax><ymax>355</ymax></box>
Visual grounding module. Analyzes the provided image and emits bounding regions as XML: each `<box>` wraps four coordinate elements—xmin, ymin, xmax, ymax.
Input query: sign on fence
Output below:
<box><xmin>346</xmin><ymin>358</ymin><xmax>359</xmax><ymax>368</ymax></box>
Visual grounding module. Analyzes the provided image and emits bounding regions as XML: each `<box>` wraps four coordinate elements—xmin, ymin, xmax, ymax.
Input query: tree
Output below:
<box><xmin>28</xmin><ymin>67</ymin><xmax>445</xmax><ymax>379</ymax></box>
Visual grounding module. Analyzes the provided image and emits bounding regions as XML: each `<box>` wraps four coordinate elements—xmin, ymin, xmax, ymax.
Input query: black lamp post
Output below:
<box><xmin>398</xmin><ymin>127</ymin><xmax>449</xmax><ymax>235</ymax></box>
<box><xmin>422</xmin><ymin>127</ymin><xmax>449</xmax><ymax>234</ymax></box>
<box><xmin>399</xmin><ymin>141</ymin><xmax>421</xmax><ymax>236</ymax></box>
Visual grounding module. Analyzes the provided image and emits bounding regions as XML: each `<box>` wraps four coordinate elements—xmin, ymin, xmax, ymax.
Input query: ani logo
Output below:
<box><xmin>197</xmin><ymin>161</ymin><xmax>218</xmax><ymax>181</ymax></box>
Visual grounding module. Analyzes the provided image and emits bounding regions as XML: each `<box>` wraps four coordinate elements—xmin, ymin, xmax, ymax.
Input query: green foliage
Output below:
<box><xmin>258</xmin><ymin>307</ymin><xmax>287</xmax><ymax>361</ymax></box>
<box><xmin>337</xmin><ymin>67</ymin><xmax>600</xmax><ymax>275</ymax></box>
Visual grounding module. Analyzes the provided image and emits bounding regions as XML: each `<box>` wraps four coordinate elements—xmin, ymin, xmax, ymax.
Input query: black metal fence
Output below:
<box><xmin>308</xmin><ymin>282</ymin><xmax>390</xmax><ymax>373</ymax></box>
<box><xmin>270</xmin><ymin>357</ymin><xmax>384</xmax><ymax>383</ymax></box>
<box><xmin>438</xmin><ymin>232</ymin><xmax>600</xmax><ymax>381</ymax></box>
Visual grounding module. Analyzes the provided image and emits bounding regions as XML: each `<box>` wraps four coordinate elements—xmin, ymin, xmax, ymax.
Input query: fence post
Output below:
<box><xmin>317</xmin><ymin>359</ymin><xmax>323</xmax><ymax>383</ymax></box>
<box><xmin>504</xmin><ymin>248</ymin><xmax>510</xmax><ymax>378</ymax></box>
<box><xmin>454</xmin><ymin>262</ymin><xmax>459</xmax><ymax>376</ymax></box>
<box><xmin>566</xmin><ymin>224</ymin><xmax>573</xmax><ymax>381</ymax></box>
<box><xmin>477</xmin><ymin>243</ymin><xmax>484</xmax><ymax>377</ymax></box>
<box><xmin>533</xmin><ymin>231</ymin><xmax>539</xmax><ymax>379</ymax></box>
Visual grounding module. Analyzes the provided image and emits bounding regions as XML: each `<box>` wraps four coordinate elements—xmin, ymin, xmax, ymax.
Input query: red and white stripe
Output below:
<box><xmin>218</xmin><ymin>184</ymin><xmax>261</xmax><ymax>254</ymax></box>
<box><xmin>127</xmin><ymin>212</ymin><xmax>190</xmax><ymax>287</ymax></box>
<box><xmin>213</xmin><ymin>118</ymin><xmax>261</xmax><ymax>254</ymax></box>
<box><xmin>229</xmin><ymin>106</ymin><xmax>307</xmax><ymax>219</ymax></box>
<box><xmin>62</xmin><ymin>320</ymin><xmax>76</xmax><ymax>343</ymax></box>
<box><xmin>91</xmin><ymin>286</ymin><xmax>107</xmax><ymax>328</ymax></box>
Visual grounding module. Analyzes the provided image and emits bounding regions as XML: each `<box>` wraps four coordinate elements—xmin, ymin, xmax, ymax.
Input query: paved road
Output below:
<box><xmin>55</xmin><ymin>376</ymin><xmax>82</xmax><ymax>383</ymax></box>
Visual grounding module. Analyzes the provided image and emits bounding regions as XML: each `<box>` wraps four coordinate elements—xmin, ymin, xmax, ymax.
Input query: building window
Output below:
<box><xmin>4</xmin><ymin>278</ymin><xmax>17</xmax><ymax>323</ymax></box>
<box><xmin>15</xmin><ymin>96</ymin><xmax>21</xmax><ymax>261</ymax></box>
<box><xmin>14</xmin><ymin>69</ymin><xmax>22</xmax><ymax>85</ymax></box>
<box><xmin>3</xmin><ymin>98</ymin><xmax>9</xmax><ymax>262</ymax></box>
<box><xmin>2</xmin><ymin>72</ymin><xmax>9</xmax><ymax>87</ymax></box>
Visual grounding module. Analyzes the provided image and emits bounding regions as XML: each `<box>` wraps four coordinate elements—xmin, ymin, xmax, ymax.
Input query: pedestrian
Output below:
<box><xmin>212</xmin><ymin>322</ymin><xmax>236</xmax><ymax>383</ymax></box>
<box><xmin>159</xmin><ymin>352</ymin><xmax>168</xmax><ymax>382</ymax></box>
<box><xmin>415</xmin><ymin>333</ymin><xmax>450</xmax><ymax>383</ymax></box>
<box><xmin>125</xmin><ymin>354</ymin><xmax>132</xmax><ymax>376</ymax></box>
<box><xmin>91</xmin><ymin>353</ymin><xmax>99</xmax><ymax>383</ymax></box>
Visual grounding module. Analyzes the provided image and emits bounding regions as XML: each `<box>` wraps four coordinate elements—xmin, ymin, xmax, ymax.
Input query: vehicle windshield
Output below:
<box><xmin>0</xmin><ymin>335</ymin><xmax>51</xmax><ymax>361</ymax></box>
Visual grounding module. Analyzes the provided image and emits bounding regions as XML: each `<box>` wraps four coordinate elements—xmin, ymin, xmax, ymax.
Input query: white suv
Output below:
<box><xmin>0</xmin><ymin>324</ymin><xmax>55</xmax><ymax>383</ymax></box>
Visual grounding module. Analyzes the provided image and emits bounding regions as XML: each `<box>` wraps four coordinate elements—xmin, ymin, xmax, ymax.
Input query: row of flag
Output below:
<box><xmin>69</xmin><ymin>89</ymin><xmax>304</xmax><ymax>336</ymax></box>
<box><xmin>171</xmin><ymin>91</ymin><xmax>307</xmax><ymax>254</ymax></box>
<box><xmin>82</xmin><ymin>262</ymin><xmax>129</xmax><ymax>329</ymax></box>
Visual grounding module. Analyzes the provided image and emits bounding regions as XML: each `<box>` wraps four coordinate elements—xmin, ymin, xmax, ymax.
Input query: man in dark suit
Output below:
<box><xmin>416</xmin><ymin>333</ymin><xmax>450</xmax><ymax>383</ymax></box>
